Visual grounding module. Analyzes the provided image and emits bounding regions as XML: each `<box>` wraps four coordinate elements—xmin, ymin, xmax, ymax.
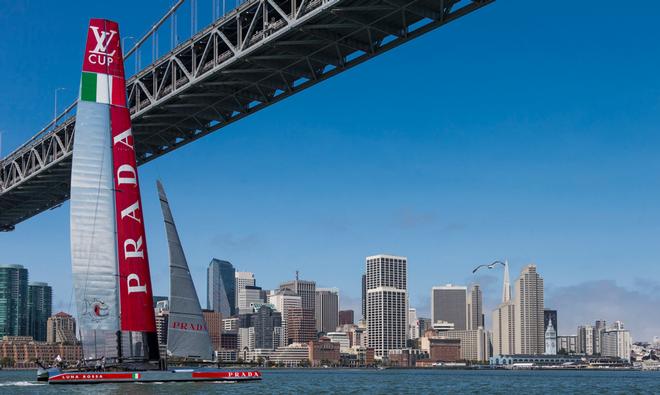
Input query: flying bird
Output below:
<box><xmin>472</xmin><ymin>260</ymin><xmax>506</xmax><ymax>274</ymax></box>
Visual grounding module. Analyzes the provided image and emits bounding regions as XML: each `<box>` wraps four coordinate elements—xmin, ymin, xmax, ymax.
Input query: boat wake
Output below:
<box><xmin>0</xmin><ymin>381</ymin><xmax>46</xmax><ymax>387</ymax></box>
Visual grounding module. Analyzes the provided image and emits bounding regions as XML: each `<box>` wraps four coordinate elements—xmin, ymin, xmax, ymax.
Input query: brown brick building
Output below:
<box><xmin>429</xmin><ymin>339</ymin><xmax>461</xmax><ymax>362</ymax></box>
<box><xmin>0</xmin><ymin>336</ymin><xmax>82</xmax><ymax>368</ymax></box>
<box><xmin>308</xmin><ymin>337</ymin><xmax>340</xmax><ymax>366</ymax></box>
<box><xmin>338</xmin><ymin>310</ymin><xmax>354</xmax><ymax>326</ymax></box>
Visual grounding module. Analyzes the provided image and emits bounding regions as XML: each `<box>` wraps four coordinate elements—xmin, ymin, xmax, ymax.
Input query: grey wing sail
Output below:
<box><xmin>157</xmin><ymin>180</ymin><xmax>214</xmax><ymax>360</ymax></box>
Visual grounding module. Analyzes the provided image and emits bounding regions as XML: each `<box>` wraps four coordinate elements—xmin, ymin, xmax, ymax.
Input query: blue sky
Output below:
<box><xmin>1</xmin><ymin>1</ymin><xmax>659</xmax><ymax>340</ymax></box>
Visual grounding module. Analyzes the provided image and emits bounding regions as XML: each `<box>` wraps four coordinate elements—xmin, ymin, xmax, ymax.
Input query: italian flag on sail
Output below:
<box><xmin>80</xmin><ymin>71</ymin><xmax>126</xmax><ymax>106</ymax></box>
<box><xmin>132</xmin><ymin>373</ymin><xmax>141</xmax><ymax>380</ymax></box>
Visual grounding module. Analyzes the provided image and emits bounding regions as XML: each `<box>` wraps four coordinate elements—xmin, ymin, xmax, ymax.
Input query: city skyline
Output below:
<box><xmin>1</xmin><ymin>0</ymin><xmax>660</xmax><ymax>343</ymax></box>
<box><xmin>0</xmin><ymin>256</ymin><xmax>644</xmax><ymax>366</ymax></box>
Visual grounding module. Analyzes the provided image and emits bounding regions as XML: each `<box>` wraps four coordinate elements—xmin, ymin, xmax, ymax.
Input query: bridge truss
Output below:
<box><xmin>0</xmin><ymin>0</ymin><xmax>492</xmax><ymax>231</ymax></box>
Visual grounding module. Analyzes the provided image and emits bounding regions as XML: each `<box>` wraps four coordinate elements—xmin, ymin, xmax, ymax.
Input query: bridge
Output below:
<box><xmin>0</xmin><ymin>0</ymin><xmax>492</xmax><ymax>231</ymax></box>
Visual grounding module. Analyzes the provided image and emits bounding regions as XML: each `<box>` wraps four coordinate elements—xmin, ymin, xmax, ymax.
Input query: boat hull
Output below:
<box><xmin>48</xmin><ymin>368</ymin><xmax>262</xmax><ymax>384</ymax></box>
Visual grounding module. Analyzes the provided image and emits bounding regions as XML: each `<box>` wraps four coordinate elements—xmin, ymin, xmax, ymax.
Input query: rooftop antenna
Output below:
<box><xmin>295</xmin><ymin>270</ymin><xmax>299</xmax><ymax>281</ymax></box>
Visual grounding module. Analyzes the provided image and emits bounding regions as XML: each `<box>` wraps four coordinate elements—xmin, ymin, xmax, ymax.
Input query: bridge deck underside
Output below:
<box><xmin>0</xmin><ymin>0</ymin><xmax>491</xmax><ymax>230</ymax></box>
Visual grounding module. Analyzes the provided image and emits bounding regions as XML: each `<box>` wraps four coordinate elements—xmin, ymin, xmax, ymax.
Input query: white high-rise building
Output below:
<box><xmin>492</xmin><ymin>260</ymin><xmax>515</xmax><ymax>356</ymax></box>
<box><xmin>431</xmin><ymin>285</ymin><xmax>467</xmax><ymax>330</ymax></box>
<box><xmin>238</xmin><ymin>285</ymin><xmax>264</xmax><ymax>314</ymax></box>
<box><xmin>577</xmin><ymin>325</ymin><xmax>595</xmax><ymax>355</ymax></box>
<box><xmin>235</xmin><ymin>272</ymin><xmax>256</xmax><ymax>310</ymax></box>
<box><xmin>408</xmin><ymin>308</ymin><xmax>419</xmax><ymax>340</ymax></box>
<box><xmin>315</xmin><ymin>288</ymin><xmax>339</xmax><ymax>333</ymax></box>
<box><xmin>601</xmin><ymin>321</ymin><xmax>632</xmax><ymax>362</ymax></box>
<box><xmin>268</xmin><ymin>289</ymin><xmax>302</xmax><ymax>346</ymax></box>
<box><xmin>514</xmin><ymin>264</ymin><xmax>544</xmax><ymax>355</ymax></box>
<box><xmin>492</xmin><ymin>302</ymin><xmax>515</xmax><ymax>355</ymax></box>
<box><xmin>366</xmin><ymin>254</ymin><xmax>408</xmax><ymax>358</ymax></box>
<box><xmin>238</xmin><ymin>327</ymin><xmax>256</xmax><ymax>352</ymax></box>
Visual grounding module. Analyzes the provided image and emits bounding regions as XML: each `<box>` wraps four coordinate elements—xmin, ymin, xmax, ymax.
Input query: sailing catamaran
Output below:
<box><xmin>40</xmin><ymin>18</ymin><xmax>260</xmax><ymax>384</ymax></box>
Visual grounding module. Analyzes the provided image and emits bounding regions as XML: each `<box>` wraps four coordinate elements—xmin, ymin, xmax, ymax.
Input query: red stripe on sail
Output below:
<box><xmin>111</xmin><ymin>105</ymin><xmax>156</xmax><ymax>332</ymax></box>
<box><xmin>104</xmin><ymin>19</ymin><xmax>156</xmax><ymax>332</ymax></box>
<box><xmin>83</xmin><ymin>19</ymin><xmax>124</xmax><ymax>77</ymax></box>
<box><xmin>112</xmin><ymin>76</ymin><xmax>126</xmax><ymax>107</ymax></box>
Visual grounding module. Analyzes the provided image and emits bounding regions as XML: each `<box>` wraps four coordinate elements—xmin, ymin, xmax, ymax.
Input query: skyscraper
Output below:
<box><xmin>467</xmin><ymin>284</ymin><xmax>483</xmax><ymax>330</ymax></box>
<box><xmin>543</xmin><ymin>309</ymin><xmax>558</xmax><ymax>355</ymax></box>
<box><xmin>286</xmin><ymin>307</ymin><xmax>316</xmax><ymax>344</ymax></box>
<box><xmin>431</xmin><ymin>285</ymin><xmax>467</xmax><ymax>330</ymax></box>
<box><xmin>251</xmin><ymin>305</ymin><xmax>282</xmax><ymax>350</ymax></box>
<box><xmin>268</xmin><ymin>289</ymin><xmax>302</xmax><ymax>346</ymax></box>
<box><xmin>28</xmin><ymin>282</ymin><xmax>52</xmax><ymax>341</ymax></box>
<box><xmin>594</xmin><ymin>320</ymin><xmax>607</xmax><ymax>355</ymax></box>
<box><xmin>207</xmin><ymin>259</ymin><xmax>236</xmax><ymax>316</ymax></box>
<box><xmin>280</xmin><ymin>274</ymin><xmax>316</xmax><ymax>312</ymax></box>
<box><xmin>514</xmin><ymin>264</ymin><xmax>544</xmax><ymax>355</ymax></box>
<box><xmin>361</xmin><ymin>274</ymin><xmax>366</xmax><ymax>320</ymax></box>
<box><xmin>315</xmin><ymin>288</ymin><xmax>339</xmax><ymax>334</ymax></box>
<box><xmin>366</xmin><ymin>254</ymin><xmax>407</xmax><ymax>358</ymax></box>
<box><xmin>234</xmin><ymin>272</ymin><xmax>256</xmax><ymax>311</ymax></box>
<box><xmin>0</xmin><ymin>264</ymin><xmax>29</xmax><ymax>337</ymax></box>
<box><xmin>492</xmin><ymin>260</ymin><xmax>515</xmax><ymax>356</ymax></box>
<box><xmin>202</xmin><ymin>309</ymin><xmax>223</xmax><ymax>352</ymax></box>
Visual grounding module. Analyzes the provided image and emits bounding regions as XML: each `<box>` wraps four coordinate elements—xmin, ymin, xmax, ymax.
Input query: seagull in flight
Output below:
<box><xmin>472</xmin><ymin>260</ymin><xmax>506</xmax><ymax>274</ymax></box>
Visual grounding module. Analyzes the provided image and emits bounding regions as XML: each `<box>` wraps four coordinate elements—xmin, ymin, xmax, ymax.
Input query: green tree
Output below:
<box><xmin>1</xmin><ymin>357</ymin><xmax>14</xmax><ymax>368</ymax></box>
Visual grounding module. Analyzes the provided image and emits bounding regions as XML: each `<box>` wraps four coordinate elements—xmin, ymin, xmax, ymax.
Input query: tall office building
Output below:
<box><xmin>467</xmin><ymin>284</ymin><xmax>483</xmax><ymax>330</ymax></box>
<box><xmin>252</xmin><ymin>305</ymin><xmax>282</xmax><ymax>350</ymax></box>
<box><xmin>366</xmin><ymin>254</ymin><xmax>408</xmax><ymax>358</ymax></box>
<box><xmin>46</xmin><ymin>312</ymin><xmax>77</xmax><ymax>344</ymax></box>
<box><xmin>315</xmin><ymin>288</ymin><xmax>339</xmax><ymax>333</ymax></box>
<box><xmin>361</xmin><ymin>274</ymin><xmax>367</xmax><ymax>320</ymax></box>
<box><xmin>234</xmin><ymin>272</ymin><xmax>256</xmax><ymax>311</ymax></box>
<box><xmin>268</xmin><ymin>289</ymin><xmax>302</xmax><ymax>346</ymax></box>
<box><xmin>594</xmin><ymin>320</ymin><xmax>607</xmax><ymax>354</ymax></box>
<box><xmin>431</xmin><ymin>285</ymin><xmax>467</xmax><ymax>330</ymax></box>
<box><xmin>514</xmin><ymin>264</ymin><xmax>544</xmax><ymax>355</ymax></box>
<box><xmin>0</xmin><ymin>264</ymin><xmax>29</xmax><ymax>337</ymax></box>
<box><xmin>207</xmin><ymin>259</ymin><xmax>236</xmax><ymax>316</ymax></box>
<box><xmin>339</xmin><ymin>310</ymin><xmax>354</xmax><ymax>326</ymax></box>
<box><xmin>287</xmin><ymin>307</ymin><xmax>316</xmax><ymax>344</ymax></box>
<box><xmin>280</xmin><ymin>274</ymin><xmax>316</xmax><ymax>312</ymax></box>
<box><xmin>238</xmin><ymin>285</ymin><xmax>264</xmax><ymax>314</ymax></box>
<box><xmin>202</xmin><ymin>309</ymin><xmax>223</xmax><ymax>351</ymax></box>
<box><xmin>492</xmin><ymin>260</ymin><xmax>515</xmax><ymax>355</ymax></box>
<box><xmin>543</xmin><ymin>309</ymin><xmax>558</xmax><ymax>355</ymax></box>
<box><xmin>28</xmin><ymin>282</ymin><xmax>52</xmax><ymax>341</ymax></box>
